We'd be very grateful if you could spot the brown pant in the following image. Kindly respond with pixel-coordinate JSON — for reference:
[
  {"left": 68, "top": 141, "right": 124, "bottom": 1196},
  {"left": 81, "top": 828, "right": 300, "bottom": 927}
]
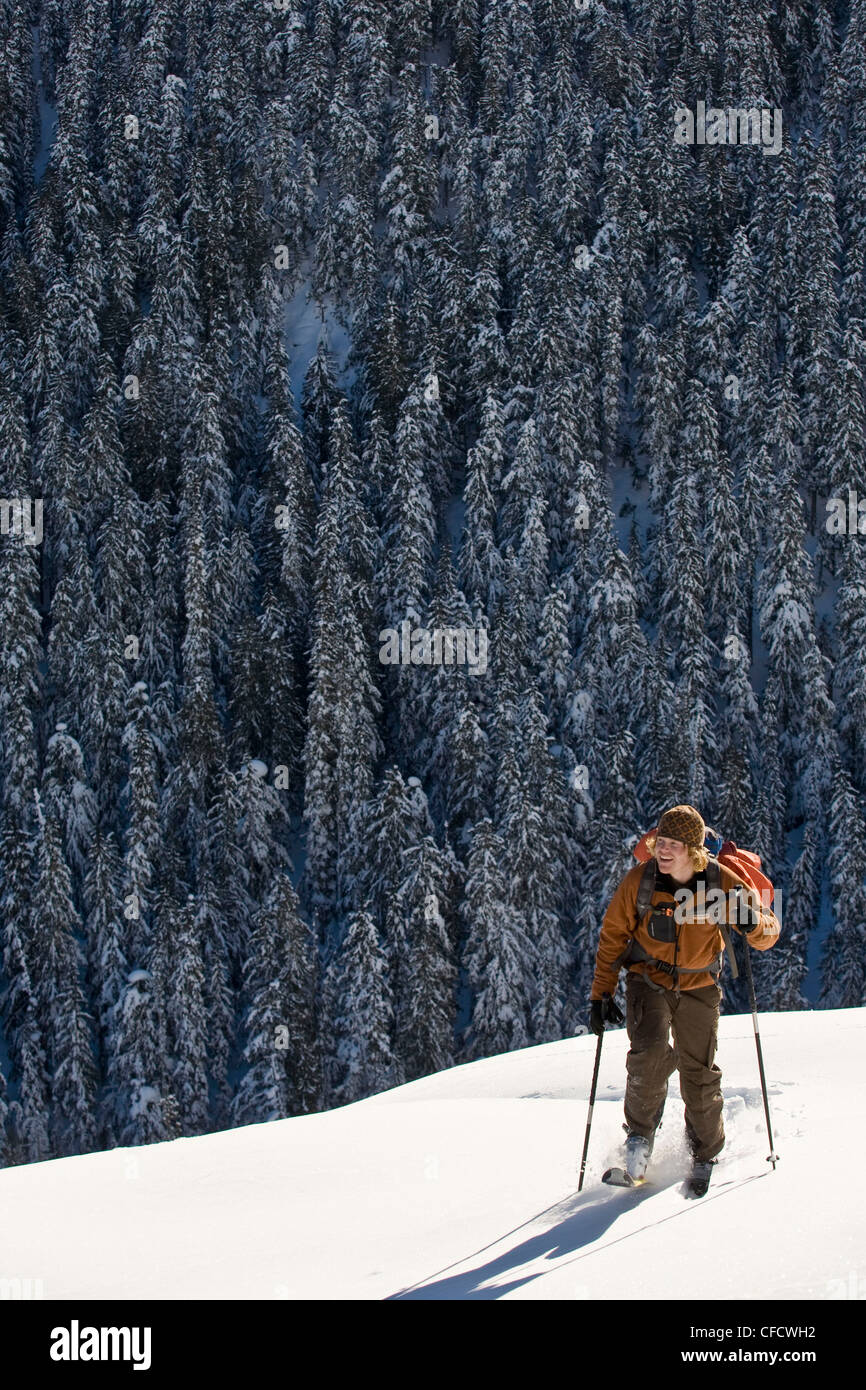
[{"left": 623, "top": 970, "right": 725, "bottom": 1162}]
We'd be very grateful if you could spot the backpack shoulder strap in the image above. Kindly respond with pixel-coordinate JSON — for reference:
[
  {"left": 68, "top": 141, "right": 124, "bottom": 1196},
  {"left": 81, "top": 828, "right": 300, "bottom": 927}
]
[
  {"left": 635, "top": 858, "right": 657, "bottom": 925},
  {"left": 704, "top": 856, "right": 739, "bottom": 978},
  {"left": 610, "top": 859, "right": 657, "bottom": 974}
]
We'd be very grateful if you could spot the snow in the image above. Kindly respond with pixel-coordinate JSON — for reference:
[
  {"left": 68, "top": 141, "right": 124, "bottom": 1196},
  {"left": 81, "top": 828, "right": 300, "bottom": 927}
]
[
  {"left": 129, "top": 1086, "right": 161, "bottom": 1119},
  {"left": 0, "top": 1007, "right": 861, "bottom": 1300}
]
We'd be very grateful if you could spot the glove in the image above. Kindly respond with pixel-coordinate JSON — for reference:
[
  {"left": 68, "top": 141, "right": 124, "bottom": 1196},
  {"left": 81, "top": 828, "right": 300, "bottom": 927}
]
[
  {"left": 590, "top": 992, "right": 625, "bottom": 1035},
  {"left": 731, "top": 885, "right": 760, "bottom": 933}
]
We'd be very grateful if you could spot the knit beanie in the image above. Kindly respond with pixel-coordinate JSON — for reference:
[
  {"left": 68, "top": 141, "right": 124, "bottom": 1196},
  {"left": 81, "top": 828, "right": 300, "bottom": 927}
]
[{"left": 656, "top": 804, "right": 705, "bottom": 849}]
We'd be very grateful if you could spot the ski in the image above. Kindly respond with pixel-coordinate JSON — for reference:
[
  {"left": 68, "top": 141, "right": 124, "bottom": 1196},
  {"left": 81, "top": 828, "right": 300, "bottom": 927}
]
[
  {"left": 602, "top": 1167, "right": 648, "bottom": 1188},
  {"left": 602, "top": 1164, "right": 716, "bottom": 1196}
]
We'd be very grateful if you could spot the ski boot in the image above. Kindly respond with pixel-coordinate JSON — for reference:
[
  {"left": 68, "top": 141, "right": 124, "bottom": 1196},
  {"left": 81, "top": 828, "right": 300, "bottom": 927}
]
[
  {"left": 687, "top": 1157, "right": 716, "bottom": 1198},
  {"left": 625, "top": 1132, "right": 653, "bottom": 1183}
]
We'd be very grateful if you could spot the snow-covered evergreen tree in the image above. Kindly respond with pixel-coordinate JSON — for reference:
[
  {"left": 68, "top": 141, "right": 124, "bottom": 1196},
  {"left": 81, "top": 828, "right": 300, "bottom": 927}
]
[
  {"left": 820, "top": 763, "right": 866, "bottom": 1008},
  {"left": 31, "top": 794, "right": 98, "bottom": 1157},
  {"left": 461, "top": 819, "right": 535, "bottom": 1060},
  {"left": 328, "top": 908, "right": 394, "bottom": 1105},
  {"left": 234, "top": 872, "right": 321, "bottom": 1124},
  {"left": 391, "top": 835, "right": 458, "bottom": 1082}
]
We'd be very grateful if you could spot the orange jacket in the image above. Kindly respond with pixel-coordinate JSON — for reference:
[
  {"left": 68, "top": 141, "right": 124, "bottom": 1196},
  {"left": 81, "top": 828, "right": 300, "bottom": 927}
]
[{"left": 590, "top": 859, "right": 780, "bottom": 1000}]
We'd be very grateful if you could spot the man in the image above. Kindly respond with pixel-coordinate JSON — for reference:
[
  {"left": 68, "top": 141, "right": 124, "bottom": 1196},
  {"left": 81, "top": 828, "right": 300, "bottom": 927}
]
[{"left": 589, "top": 804, "right": 780, "bottom": 1191}]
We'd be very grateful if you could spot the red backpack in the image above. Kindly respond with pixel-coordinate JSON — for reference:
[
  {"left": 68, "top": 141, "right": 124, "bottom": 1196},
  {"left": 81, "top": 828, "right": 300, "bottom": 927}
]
[{"left": 632, "top": 828, "right": 774, "bottom": 906}]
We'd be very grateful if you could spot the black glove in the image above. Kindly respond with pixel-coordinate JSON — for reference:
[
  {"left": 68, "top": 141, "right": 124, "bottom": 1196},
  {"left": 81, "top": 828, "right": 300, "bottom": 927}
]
[
  {"left": 731, "top": 886, "right": 760, "bottom": 933},
  {"left": 590, "top": 992, "right": 625, "bottom": 1035}
]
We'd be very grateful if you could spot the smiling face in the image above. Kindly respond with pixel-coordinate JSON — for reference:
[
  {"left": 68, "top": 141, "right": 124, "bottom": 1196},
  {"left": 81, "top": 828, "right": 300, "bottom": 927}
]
[{"left": 654, "top": 835, "right": 693, "bottom": 881}]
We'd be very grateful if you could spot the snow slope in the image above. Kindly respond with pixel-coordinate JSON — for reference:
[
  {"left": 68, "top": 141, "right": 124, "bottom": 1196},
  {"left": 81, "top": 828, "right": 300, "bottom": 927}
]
[{"left": 1, "top": 1008, "right": 861, "bottom": 1301}]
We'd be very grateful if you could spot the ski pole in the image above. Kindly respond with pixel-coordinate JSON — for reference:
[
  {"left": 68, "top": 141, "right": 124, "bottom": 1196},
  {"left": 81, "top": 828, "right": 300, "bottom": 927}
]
[
  {"left": 737, "top": 918, "right": 780, "bottom": 1170},
  {"left": 577, "top": 1029, "right": 603, "bottom": 1192}
]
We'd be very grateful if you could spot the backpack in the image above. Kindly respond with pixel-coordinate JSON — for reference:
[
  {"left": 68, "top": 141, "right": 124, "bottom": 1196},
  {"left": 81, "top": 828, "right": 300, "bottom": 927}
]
[
  {"left": 632, "top": 827, "right": 774, "bottom": 907},
  {"left": 624, "top": 827, "right": 776, "bottom": 983}
]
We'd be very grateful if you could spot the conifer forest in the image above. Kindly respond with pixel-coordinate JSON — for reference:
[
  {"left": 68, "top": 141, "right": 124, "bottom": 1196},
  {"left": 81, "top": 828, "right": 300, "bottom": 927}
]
[{"left": 0, "top": 0, "right": 864, "bottom": 1168}]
